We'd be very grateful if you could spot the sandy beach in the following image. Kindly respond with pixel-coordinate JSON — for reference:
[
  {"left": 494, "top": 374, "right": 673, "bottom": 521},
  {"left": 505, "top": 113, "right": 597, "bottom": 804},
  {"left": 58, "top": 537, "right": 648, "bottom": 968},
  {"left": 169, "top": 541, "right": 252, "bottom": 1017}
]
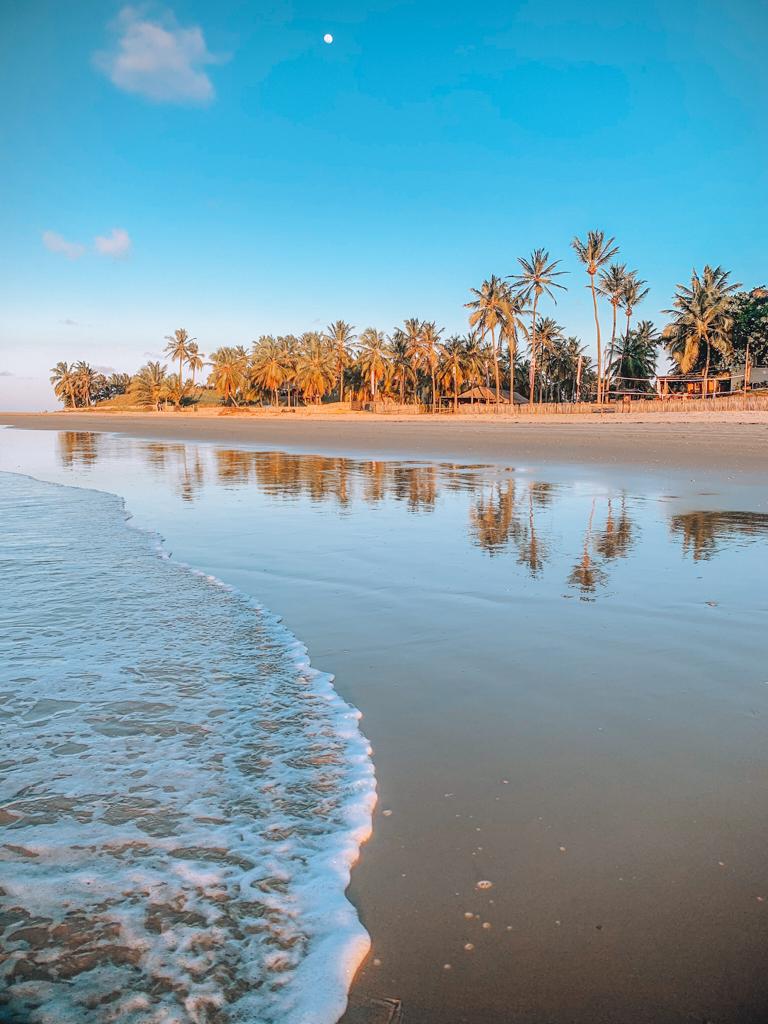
[
  {"left": 3, "top": 416, "right": 768, "bottom": 1023},
  {"left": 3, "top": 409, "right": 768, "bottom": 476}
]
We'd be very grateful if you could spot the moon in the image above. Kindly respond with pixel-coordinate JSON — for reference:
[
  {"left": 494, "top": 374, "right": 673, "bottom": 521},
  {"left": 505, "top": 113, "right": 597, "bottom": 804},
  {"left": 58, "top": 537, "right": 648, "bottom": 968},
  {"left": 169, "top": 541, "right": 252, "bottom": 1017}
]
[{"left": 323, "top": 33, "right": 333, "bottom": 44}]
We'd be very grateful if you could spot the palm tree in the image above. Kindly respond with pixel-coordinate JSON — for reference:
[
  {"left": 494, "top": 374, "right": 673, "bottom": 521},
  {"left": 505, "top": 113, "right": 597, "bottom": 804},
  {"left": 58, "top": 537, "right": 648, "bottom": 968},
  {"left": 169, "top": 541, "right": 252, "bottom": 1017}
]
[
  {"left": 501, "top": 291, "right": 528, "bottom": 406},
  {"left": 510, "top": 251, "right": 567, "bottom": 405},
  {"left": 663, "top": 266, "right": 740, "bottom": 386},
  {"left": 163, "top": 372, "right": 191, "bottom": 408},
  {"left": 466, "top": 276, "right": 511, "bottom": 407},
  {"left": 186, "top": 342, "right": 205, "bottom": 386},
  {"left": 571, "top": 231, "right": 620, "bottom": 402},
  {"left": 324, "top": 320, "right": 356, "bottom": 402},
  {"left": 438, "top": 336, "right": 468, "bottom": 411},
  {"left": 277, "top": 335, "right": 300, "bottom": 407},
  {"left": 419, "top": 321, "right": 443, "bottom": 412},
  {"left": 558, "top": 337, "right": 590, "bottom": 401},
  {"left": 91, "top": 372, "right": 109, "bottom": 404},
  {"left": 208, "top": 346, "right": 249, "bottom": 405},
  {"left": 400, "top": 318, "right": 442, "bottom": 410},
  {"left": 50, "top": 361, "right": 77, "bottom": 408},
  {"left": 399, "top": 318, "right": 425, "bottom": 406},
  {"left": 357, "top": 328, "right": 389, "bottom": 400},
  {"left": 387, "top": 330, "right": 414, "bottom": 404},
  {"left": 130, "top": 361, "right": 168, "bottom": 410},
  {"left": 164, "top": 328, "right": 196, "bottom": 386},
  {"left": 610, "top": 320, "right": 659, "bottom": 392},
  {"left": 105, "top": 372, "right": 131, "bottom": 398},
  {"left": 619, "top": 272, "right": 650, "bottom": 377},
  {"left": 533, "top": 317, "right": 564, "bottom": 402},
  {"left": 294, "top": 334, "right": 336, "bottom": 403},
  {"left": 597, "top": 262, "right": 628, "bottom": 395},
  {"left": 251, "top": 336, "right": 290, "bottom": 406},
  {"left": 461, "top": 330, "right": 487, "bottom": 400},
  {"left": 72, "top": 361, "right": 97, "bottom": 407}
]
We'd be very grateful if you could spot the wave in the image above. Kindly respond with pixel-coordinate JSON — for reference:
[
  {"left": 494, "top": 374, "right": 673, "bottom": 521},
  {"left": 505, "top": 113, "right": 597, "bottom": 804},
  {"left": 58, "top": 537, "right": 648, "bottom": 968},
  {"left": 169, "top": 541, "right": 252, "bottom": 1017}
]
[{"left": 0, "top": 472, "right": 376, "bottom": 1024}]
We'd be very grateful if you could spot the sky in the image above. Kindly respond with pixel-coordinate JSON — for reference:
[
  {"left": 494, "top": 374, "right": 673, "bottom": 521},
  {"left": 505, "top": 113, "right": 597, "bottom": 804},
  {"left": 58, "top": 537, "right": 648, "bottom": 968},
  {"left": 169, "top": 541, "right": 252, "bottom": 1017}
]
[{"left": 1, "top": 0, "right": 766, "bottom": 410}]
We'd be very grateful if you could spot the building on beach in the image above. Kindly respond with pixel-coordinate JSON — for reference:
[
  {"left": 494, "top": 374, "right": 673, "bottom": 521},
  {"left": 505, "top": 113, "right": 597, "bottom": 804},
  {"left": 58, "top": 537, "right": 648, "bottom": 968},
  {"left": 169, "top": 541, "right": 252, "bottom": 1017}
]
[
  {"left": 456, "top": 385, "right": 530, "bottom": 405},
  {"left": 656, "top": 366, "right": 768, "bottom": 398}
]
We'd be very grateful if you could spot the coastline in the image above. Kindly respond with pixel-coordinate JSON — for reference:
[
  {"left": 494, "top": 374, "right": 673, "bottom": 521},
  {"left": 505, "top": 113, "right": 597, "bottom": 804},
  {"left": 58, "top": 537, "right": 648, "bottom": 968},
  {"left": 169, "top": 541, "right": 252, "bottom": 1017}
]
[{"left": 3, "top": 409, "right": 768, "bottom": 476}]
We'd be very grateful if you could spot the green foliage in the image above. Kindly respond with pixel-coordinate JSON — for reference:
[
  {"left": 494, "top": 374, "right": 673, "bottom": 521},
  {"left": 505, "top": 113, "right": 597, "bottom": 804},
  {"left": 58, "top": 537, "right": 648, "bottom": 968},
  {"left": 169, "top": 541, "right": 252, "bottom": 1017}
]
[
  {"left": 730, "top": 288, "right": 768, "bottom": 368},
  {"left": 663, "top": 265, "right": 740, "bottom": 375},
  {"left": 610, "top": 321, "right": 659, "bottom": 392}
]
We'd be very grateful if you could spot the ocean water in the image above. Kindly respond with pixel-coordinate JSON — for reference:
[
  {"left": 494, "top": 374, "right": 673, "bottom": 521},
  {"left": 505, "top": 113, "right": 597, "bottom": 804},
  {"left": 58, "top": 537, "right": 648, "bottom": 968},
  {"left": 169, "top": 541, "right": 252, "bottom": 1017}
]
[
  {"left": 0, "top": 473, "right": 375, "bottom": 1024},
  {"left": 2, "top": 427, "right": 768, "bottom": 1024}
]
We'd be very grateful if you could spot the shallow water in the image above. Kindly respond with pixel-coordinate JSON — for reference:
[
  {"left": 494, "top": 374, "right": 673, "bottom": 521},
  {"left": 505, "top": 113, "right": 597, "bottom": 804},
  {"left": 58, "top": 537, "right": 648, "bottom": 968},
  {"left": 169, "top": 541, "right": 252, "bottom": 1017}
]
[
  {"left": 0, "top": 472, "right": 374, "bottom": 1024},
  {"left": 2, "top": 427, "right": 768, "bottom": 1024}
]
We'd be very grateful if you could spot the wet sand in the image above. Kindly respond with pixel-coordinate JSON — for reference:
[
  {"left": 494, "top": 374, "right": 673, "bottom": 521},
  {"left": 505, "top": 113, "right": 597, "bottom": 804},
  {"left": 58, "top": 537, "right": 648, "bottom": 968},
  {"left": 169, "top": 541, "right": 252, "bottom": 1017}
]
[
  {"left": 3, "top": 417, "right": 768, "bottom": 1024},
  {"left": 3, "top": 409, "right": 768, "bottom": 476}
]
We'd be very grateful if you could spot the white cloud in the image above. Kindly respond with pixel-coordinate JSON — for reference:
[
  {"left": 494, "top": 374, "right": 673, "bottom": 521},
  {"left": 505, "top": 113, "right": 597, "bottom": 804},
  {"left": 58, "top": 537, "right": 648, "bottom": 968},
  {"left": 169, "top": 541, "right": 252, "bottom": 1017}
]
[
  {"left": 60, "top": 318, "right": 78, "bottom": 326},
  {"left": 94, "top": 227, "right": 132, "bottom": 258},
  {"left": 94, "top": 6, "right": 226, "bottom": 104},
  {"left": 42, "top": 231, "right": 85, "bottom": 261}
]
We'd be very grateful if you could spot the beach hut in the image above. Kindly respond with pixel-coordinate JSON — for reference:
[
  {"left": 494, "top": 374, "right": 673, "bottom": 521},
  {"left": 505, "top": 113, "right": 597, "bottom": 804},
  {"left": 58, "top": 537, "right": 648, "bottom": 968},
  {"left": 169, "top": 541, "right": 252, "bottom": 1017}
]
[
  {"left": 656, "top": 371, "right": 732, "bottom": 398},
  {"left": 457, "top": 385, "right": 529, "bottom": 405}
]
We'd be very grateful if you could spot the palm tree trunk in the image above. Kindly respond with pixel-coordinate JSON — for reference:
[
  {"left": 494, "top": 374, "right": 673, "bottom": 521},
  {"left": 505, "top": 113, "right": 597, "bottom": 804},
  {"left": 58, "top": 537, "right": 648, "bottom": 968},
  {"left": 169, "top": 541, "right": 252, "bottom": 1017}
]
[
  {"left": 339, "top": 357, "right": 344, "bottom": 403},
  {"left": 590, "top": 275, "right": 602, "bottom": 403},
  {"left": 491, "top": 327, "right": 500, "bottom": 410},
  {"left": 431, "top": 369, "right": 437, "bottom": 413},
  {"left": 179, "top": 356, "right": 183, "bottom": 388},
  {"left": 453, "top": 367, "right": 458, "bottom": 413},
  {"left": 605, "top": 302, "right": 617, "bottom": 399},
  {"left": 703, "top": 338, "right": 711, "bottom": 396},
  {"left": 529, "top": 297, "right": 538, "bottom": 404},
  {"left": 509, "top": 332, "right": 517, "bottom": 411}
]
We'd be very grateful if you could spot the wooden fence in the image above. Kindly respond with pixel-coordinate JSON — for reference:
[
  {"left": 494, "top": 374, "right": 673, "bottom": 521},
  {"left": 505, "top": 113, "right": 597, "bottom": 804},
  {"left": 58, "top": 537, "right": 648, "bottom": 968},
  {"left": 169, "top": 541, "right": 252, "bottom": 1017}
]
[{"left": 436, "top": 393, "right": 768, "bottom": 416}]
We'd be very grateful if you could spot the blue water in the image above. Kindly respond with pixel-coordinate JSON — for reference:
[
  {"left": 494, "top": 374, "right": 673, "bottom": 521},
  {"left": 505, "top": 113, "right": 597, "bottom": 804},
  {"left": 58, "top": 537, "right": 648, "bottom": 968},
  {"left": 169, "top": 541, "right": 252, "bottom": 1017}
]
[{"left": 0, "top": 473, "right": 375, "bottom": 1024}]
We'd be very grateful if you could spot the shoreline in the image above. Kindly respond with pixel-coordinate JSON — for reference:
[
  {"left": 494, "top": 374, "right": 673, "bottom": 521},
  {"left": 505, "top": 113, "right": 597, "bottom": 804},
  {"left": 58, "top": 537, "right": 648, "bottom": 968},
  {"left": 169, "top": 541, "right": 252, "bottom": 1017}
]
[{"left": 3, "top": 410, "right": 768, "bottom": 477}]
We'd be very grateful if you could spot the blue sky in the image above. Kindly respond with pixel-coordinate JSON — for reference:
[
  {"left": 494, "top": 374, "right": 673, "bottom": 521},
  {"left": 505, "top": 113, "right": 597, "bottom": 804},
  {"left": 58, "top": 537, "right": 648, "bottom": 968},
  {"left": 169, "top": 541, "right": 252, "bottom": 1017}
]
[{"left": 1, "top": 0, "right": 766, "bottom": 409}]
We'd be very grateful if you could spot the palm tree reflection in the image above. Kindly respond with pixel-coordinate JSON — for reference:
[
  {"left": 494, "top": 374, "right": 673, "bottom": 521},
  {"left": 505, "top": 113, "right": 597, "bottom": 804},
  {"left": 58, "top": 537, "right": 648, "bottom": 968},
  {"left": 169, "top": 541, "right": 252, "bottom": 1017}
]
[
  {"left": 469, "top": 480, "right": 519, "bottom": 554},
  {"left": 567, "top": 498, "right": 609, "bottom": 598},
  {"left": 594, "top": 496, "right": 634, "bottom": 562},
  {"left": 58, "top": 432, "right": 100, "bottom": 468},
  {"left": 53, "top": 435, "right": 767, "bottom": 591},
  {"left": 469, "top": 485, "right": 635, "bottom": 595},
  {"left": 670, "top": 511, "right": 768, "bottom": 561}
]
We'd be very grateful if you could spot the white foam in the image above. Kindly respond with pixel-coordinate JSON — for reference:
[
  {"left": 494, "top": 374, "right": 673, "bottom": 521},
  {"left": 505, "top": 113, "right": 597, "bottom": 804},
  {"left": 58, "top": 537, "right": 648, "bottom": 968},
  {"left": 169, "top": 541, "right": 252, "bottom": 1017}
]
[{"left": 0, "top": 472, "right": 376, "bottom": 1023}]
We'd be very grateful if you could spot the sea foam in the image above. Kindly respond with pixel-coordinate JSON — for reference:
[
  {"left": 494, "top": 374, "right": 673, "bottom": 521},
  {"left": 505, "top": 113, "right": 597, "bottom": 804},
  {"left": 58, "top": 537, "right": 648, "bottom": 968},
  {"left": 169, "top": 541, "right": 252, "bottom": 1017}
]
[{"left": 0, "top": 472, "right": 376, "bottom": 1023}]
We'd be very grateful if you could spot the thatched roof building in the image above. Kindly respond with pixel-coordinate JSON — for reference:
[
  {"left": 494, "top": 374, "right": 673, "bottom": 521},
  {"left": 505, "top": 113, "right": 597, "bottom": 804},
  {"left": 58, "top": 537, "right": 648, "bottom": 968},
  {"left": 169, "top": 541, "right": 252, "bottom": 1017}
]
[{"left": 458, "top": 386, "right": 529, "bottom": 405}]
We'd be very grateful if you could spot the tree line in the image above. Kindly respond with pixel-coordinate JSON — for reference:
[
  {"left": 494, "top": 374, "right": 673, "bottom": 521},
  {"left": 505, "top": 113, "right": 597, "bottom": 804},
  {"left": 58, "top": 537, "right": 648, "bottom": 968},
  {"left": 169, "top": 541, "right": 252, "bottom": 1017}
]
[{"left": 50, "top": 233, "right": 767, "bottom": 409}]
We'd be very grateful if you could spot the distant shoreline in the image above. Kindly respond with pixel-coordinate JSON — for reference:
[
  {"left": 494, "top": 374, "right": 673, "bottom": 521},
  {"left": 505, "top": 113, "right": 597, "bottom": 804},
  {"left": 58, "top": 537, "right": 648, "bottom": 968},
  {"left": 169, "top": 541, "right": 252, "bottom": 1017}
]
[{"left": 3, "top": 409, "right": 768, "bottom": 477}]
